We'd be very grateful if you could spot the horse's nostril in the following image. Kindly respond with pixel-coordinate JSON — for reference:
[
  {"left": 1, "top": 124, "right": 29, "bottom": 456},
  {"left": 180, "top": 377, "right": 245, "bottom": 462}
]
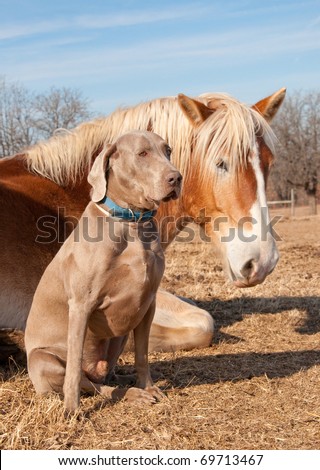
[{"left": 240, "top": 259, "right": 255, "bottom": 279}]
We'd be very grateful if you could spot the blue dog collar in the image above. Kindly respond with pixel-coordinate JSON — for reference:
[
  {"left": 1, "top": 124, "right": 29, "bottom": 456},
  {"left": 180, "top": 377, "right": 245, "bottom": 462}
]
[{"left": 100, "top": 196, "right": 157, "bottom": 222}]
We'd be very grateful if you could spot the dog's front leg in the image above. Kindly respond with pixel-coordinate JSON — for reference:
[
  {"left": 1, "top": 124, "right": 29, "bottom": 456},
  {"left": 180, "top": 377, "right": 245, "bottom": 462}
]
[
  {"left": 133, "top": 300, "right": 164, "bottom": 401},
  {"left": 63, "top": 299, "right": 90, "bottom": 413}
]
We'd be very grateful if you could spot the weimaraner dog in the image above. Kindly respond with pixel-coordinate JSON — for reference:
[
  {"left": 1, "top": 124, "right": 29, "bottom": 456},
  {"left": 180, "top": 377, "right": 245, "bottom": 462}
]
[{"left": 25, "top": 130, "right": 182, "bottom": 412}]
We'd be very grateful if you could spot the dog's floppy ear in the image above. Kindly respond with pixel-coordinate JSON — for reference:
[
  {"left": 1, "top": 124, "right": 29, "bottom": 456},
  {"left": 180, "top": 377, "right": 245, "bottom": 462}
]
[{"left": 88, "top": 143, "right": 116, "bottom": 202}]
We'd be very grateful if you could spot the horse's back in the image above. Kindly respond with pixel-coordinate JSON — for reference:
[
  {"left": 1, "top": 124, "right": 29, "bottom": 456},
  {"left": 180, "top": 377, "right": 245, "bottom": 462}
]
[{"left": 0, "top": 156, "right": 67, "bottom": 331}]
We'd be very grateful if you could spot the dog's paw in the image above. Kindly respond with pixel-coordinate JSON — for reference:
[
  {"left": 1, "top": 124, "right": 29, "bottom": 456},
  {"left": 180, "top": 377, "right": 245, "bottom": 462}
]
[
  {"left": 63, "top": 398, "right": 80, "bottom": 416},
  {"left": 144, "top": 385, "right": 166, "bottom": 401},
  {"left": 124, "top": 386, "right": 159, "bottom": 405}
]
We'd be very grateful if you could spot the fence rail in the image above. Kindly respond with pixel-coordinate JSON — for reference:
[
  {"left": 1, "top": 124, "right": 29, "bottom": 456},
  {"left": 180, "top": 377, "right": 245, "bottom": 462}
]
[{"left": 267, "top": 188, "right": 295, "bottom": 216}]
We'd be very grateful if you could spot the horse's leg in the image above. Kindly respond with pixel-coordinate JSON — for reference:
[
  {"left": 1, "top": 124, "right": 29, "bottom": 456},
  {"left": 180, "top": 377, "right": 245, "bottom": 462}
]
[{"left": 148, "top": 288, "right": 214, "bottom": 352}]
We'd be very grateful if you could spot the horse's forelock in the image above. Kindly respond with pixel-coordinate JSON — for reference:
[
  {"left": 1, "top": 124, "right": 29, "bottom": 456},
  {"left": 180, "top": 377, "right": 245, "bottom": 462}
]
[{"left": 194, "top": 94, "right": 275, "bottom": 181}]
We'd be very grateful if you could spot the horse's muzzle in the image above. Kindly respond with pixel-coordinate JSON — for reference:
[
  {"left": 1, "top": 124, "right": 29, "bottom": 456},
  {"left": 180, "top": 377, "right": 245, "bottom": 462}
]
[{"left": 232, "top": 251, "right": 280, "bottom": 288}]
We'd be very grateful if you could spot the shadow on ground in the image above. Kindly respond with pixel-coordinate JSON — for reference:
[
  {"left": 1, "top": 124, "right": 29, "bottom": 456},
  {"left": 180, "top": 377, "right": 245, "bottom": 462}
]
[
  {"left": 148, "top": 349, "right": 320, "bottom": 388},
  {"left": 195, "top": 295, "right": 320, "bottom": 341}
]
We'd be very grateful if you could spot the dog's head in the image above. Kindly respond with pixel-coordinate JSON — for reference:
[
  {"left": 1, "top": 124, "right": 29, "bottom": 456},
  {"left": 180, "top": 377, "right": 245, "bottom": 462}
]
[{"left": 88, "top": 130, "right": 182, "bottom": 210}]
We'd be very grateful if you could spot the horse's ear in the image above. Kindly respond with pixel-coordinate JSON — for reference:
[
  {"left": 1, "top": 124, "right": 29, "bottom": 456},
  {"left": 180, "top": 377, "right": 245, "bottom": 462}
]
[
  {"left": 252, "top": 88, "right": 286, "bottom": 123},
  {"left": 88, "top": 143, "right": 116, "bottom": 202},
  {"left": 178, "top": 93, "right": 214, "bottom": 127}
]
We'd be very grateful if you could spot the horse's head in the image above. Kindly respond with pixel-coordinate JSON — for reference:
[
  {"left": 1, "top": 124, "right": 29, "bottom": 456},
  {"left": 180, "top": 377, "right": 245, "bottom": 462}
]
[{"left": 177, "top": 88, "right": 286, "bottom": 288}]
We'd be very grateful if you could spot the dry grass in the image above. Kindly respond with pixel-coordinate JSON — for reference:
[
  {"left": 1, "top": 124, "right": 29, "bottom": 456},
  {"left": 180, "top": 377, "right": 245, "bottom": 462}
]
[{"left": 1, "top": 212, "right": 320, "bottom": 450}]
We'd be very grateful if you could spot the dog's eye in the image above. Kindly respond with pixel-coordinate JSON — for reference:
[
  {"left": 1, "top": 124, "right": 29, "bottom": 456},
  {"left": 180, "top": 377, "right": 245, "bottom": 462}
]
[
  {"left": 216, "top": 160, "right": 228, "bottom": 172},
  {"left": 139, "top": 151, "right": 148, "bottom": 157},
  {"left": 166, "top": 147, "right": 172, "bottom": 159}
]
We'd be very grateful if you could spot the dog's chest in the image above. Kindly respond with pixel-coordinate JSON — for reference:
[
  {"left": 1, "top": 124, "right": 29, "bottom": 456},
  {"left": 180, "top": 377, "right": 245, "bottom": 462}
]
[
  {"left": 88, "top": 237, "right": 164, "bottom": 337},
  {"left": 109, "top": 245, "right": 163, "bottom": 294}
]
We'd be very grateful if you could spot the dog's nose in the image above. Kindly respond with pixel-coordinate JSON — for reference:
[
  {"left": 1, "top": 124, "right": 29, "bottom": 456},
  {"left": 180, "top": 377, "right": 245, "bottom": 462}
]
[{"left": 166, "top": 171, "right": 182, "bottom": 187}]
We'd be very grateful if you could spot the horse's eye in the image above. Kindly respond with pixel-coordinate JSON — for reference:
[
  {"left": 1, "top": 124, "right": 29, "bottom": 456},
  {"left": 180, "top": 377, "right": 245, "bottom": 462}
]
[
  {"left": 139, "top": 151, "right": 148, "bottom": 157},
  {"left": 216, "top": 160, "right": 228, "bottom": 172}
]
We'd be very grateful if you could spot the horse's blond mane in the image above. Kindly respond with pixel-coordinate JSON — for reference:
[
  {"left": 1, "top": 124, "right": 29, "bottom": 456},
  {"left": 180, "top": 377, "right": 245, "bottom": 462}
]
[{"left": 25, "top": 93, "right": 275, "bottom": 186}]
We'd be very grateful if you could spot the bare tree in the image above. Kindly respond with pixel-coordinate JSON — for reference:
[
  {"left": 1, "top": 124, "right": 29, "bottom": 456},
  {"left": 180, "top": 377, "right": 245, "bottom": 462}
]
[
  {"left": 0, "top": 77, "right": 35, "bottom": 156},
  {"left": 0, "top": 78, "right": 91, "bottom": 157},
  {"left": 33, "top": 87, "right": 91, "bottom": 139},
  {"left": 271, "top": 90, "right": 320, "bottom": 214}
]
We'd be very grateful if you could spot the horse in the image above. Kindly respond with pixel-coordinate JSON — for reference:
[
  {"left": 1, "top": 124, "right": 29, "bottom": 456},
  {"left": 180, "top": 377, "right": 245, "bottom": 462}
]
[{"left": 0, "top": 88, "right": 286, "bottom": 360}]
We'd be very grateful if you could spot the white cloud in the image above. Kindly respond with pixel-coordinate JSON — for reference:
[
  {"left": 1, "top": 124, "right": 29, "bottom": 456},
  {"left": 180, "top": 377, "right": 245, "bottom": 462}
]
[
  {"left": 0, "top": 19, "right": 70, "bottom": 40},
  {"left": 3, "top": 22, "right": 320, "bottom": 83},
  {"left": 0, "top": 3, "right": 213, "bottom": 41},
  {"left": 75, "top": 4, "right": 212, "bottom": 29}
]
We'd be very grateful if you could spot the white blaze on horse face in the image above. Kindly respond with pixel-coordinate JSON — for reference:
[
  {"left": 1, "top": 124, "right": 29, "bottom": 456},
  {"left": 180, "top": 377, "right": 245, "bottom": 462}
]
[{"left": 225, "top": 144, "right": 279, "bottom": 287}]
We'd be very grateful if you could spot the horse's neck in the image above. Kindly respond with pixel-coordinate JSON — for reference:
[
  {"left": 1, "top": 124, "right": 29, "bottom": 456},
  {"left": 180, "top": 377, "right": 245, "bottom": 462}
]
[{"left": 156, "top": 195, "right": 193, "bottom": 250}]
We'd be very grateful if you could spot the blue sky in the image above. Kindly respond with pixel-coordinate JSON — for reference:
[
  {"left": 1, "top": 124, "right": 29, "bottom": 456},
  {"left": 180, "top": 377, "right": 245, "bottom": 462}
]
[{"left": 1, "top": 0, "right": 319, "bottom": 114}]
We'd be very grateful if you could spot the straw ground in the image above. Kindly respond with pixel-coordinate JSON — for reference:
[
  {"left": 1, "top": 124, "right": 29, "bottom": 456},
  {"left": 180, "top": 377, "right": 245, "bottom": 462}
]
[{"left": 1, "top": 212, "right": 319, "bottom": 450}]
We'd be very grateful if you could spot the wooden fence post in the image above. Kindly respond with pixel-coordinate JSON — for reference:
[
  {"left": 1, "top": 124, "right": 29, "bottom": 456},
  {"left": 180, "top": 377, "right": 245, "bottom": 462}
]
[{"left": 291, "top": 189, "right": 295, "bottom": 217}]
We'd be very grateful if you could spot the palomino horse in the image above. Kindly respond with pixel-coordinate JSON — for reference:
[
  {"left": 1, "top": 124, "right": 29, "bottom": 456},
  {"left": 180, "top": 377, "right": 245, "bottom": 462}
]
[{"left": 0, "top": 88, "right": 285, "bottom": 359}]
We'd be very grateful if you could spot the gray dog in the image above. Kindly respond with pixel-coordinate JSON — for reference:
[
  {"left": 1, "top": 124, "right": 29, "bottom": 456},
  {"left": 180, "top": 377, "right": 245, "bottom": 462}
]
[{"left": 25, "top": 130, "right": 182, "bottom": 412}]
